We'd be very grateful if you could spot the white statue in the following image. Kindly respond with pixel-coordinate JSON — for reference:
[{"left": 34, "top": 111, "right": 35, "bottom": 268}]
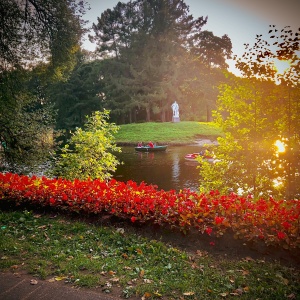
[{"left": 171, "top": 101, "right": 179, "bottom": 118}]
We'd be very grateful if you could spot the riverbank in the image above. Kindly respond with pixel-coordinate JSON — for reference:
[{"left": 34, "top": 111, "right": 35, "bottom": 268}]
[{"left": 115, "top": 121, "right": 222, "bottom": 145}]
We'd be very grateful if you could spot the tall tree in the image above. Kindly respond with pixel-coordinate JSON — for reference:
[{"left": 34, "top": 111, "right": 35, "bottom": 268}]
[
  {"left": 91, "top": 0, "right": 232, "bottom": 123},
  {"left": 0, "top": 0, "right": 88, "bottom": 173},
  {"left": 190, "top": 31, "right": 232, "bottom": 69},
  {"left": 49, "top": 59, "right": 106, "bottom": 131}
]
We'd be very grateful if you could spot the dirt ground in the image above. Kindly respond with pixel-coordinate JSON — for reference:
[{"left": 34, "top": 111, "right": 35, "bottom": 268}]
[{"left": 95, "top": 214, "right": 300, "bottom": 270}]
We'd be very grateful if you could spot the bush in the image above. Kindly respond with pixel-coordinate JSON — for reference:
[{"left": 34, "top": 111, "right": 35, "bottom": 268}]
[{"left": 49, "top": 110, "right": 121, "bottom": 180}]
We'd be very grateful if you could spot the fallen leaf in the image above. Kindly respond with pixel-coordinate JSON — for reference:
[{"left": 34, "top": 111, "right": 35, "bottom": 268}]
[
  {"left": 139, "top": 269, "right": 145, "bottom": 278},
  {"left": 154, "top": 291, "right": 162, "bottom": 297},
  {"left": 282, "top": 278, "right": 289, "bottom": 285},
  {"left": 38, "top": 225, "right": 47, "bottom": 229},
  {"left": 243, "top": 286, "right": 250, "bottom": 292},
  {"left": 183, "top": 291, "right": 195, "bottom": 296},
  {"left": 244, "top": 256, "right": 254, "bottom": 262},
  {"left": 233, "top": 288, "right": 243, "bottom": 295},
  {"left": 220, "top": 292, "right": 228, "bottom": 297},
  {"left": 104, "top": 281, "right": 112, "bottom": 288},
  {"left": 30, "top": 279, "right": 38, "bottom": 285},
  {"left": 110, "top": 277, "right": 120, "bottom": 283},
  {"left": 142, "top": 292, "right": 151, "bottom": 299},
  {"left": 122, "top": 253, "right": 128, "bottom": 259},
  {"left": 10, "top": 265, "right": 18, "bottom": 269},
  {"left": 287, "top": 293, "right": 296, "bottom": 299},
  {"left": 54, "top": 276, "right": 67, "bottom": 281},
  {"left": 143, "top": 279, "right": 153, "bottom": 284},
  {"left": 116, "top": 228, "right": 125, "bottom": 234}
]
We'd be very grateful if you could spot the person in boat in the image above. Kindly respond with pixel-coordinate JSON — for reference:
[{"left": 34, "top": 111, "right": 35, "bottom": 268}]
[
  {"left": 148, "top": 141, "right": 154, "bottom": 148},
  {"left": 137, "top": 142, "right": 143, "bottom": 147}
]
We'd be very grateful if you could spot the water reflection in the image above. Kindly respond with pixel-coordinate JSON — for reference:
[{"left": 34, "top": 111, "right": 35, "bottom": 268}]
[
  {"left": 113, "top": 145, "right": 204, "bottom": 191},
  {"left": 171, "top": 151, "right": 180, "bottom": 185}
]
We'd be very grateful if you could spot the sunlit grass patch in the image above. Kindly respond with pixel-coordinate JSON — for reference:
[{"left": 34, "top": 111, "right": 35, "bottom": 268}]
[{"left": 115, "top": 121, "right": 223, "bottom": 144}]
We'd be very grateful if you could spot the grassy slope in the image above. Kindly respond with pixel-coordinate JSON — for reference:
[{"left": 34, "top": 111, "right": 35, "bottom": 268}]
[
  {"left": 115, "top": 121, "right": 223, "bottom": 145},
  {"left": 0, "top": 210, "right": 299, "bottom": 300}
]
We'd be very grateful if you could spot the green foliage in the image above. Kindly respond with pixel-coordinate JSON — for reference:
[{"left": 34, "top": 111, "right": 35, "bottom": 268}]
[
  {"left": 0, "top": 0, "right": 87, "bottom": 73},
  {"left": 48, "top": 59, "right": 106, "bottom": 131},
  {"left": 50, "top": 110, "right": 121, "bottom": 181},
  {"left": 199, "top": 26, "right": 300, "bottom": 199},
  {"left": 0, "top": 68, "right": 55, "bottom": 173},
  {"left": 0, "top": 0, "right": 89, "bottom": 173}
]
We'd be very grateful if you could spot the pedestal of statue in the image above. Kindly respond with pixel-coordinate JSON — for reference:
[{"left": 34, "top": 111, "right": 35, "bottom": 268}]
[{"left": 172, "top": 117, "right": 180, "bottom": 123}]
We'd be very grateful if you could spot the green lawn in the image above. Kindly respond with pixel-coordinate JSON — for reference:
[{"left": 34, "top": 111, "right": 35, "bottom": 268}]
[
  {"left": 115, "top": 121, "right": 223, "bottom": 145},
  {"left": 0, "top": 209, "right": 299, "bottom": 300}
]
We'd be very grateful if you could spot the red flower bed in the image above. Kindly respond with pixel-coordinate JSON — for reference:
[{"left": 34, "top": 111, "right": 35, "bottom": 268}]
[{"left": 0, "top": 172, "right": 299, "bottom": 249}]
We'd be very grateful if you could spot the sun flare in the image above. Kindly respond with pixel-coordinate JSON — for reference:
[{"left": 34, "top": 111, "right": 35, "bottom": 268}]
[
  {"left": 273, "top": 59, "right": 291, "bottom": 74},
  {"left": 275, "top": 140, "right": 286, "bottom": 153}
]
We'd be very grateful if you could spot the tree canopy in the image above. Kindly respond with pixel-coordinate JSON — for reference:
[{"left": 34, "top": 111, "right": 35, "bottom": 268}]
[
  {"left": 0, "top": 0, "right": 87, "bottom": 74},
  {"left": 89, "top": 0, "right": 232, "bottom": 123}
]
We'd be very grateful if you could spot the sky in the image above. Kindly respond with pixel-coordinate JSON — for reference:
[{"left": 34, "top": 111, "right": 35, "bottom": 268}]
[{"left": 82, "top": 0, "right": 300, "bottom": 75}]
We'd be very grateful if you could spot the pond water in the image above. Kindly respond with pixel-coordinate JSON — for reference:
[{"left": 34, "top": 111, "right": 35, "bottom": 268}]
[{"left": 113, "top": 144, "right": 209, "bottom": 192}]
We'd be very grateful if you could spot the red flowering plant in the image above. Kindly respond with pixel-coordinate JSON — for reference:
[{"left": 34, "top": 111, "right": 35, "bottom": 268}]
[{"left": 0, "top": 172, "right": 299, "bottom": 249}]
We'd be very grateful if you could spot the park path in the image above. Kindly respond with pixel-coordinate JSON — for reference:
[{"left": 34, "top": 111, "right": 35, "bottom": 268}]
[{"left": 0, "top": 272, "right": 124, "bottom": 300}]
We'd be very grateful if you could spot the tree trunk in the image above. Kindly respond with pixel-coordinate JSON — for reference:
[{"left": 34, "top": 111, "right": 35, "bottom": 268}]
[
  {"left": 146, "top": 107, "right": 151, "bottom": 122},
  {"left": 161, "top": 108, "right": 166, "bottom": 122},
  {"left": 129, "top": 109, "right": 132, "bottom": 124}
]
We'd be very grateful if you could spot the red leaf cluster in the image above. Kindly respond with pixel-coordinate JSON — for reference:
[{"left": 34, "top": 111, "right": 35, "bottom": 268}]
[{"left": 0, "top": 173, "right": 299, "bottom": 249}]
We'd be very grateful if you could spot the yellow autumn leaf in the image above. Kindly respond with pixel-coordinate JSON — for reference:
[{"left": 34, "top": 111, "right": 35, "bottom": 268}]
[
  {"left": 154, "top": 291, "right": 162, "bottom": 297},
  {"left": 54, "top": 276, "right": 67, "bottom": 281}
]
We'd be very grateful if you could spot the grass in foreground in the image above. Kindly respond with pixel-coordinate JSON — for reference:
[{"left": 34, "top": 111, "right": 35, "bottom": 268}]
[
  {"left": 0, "top": 210, "right": 299, "bottom": 299},
  {"left": 115, "top": 121, "right": 223, "bottom": 144}
]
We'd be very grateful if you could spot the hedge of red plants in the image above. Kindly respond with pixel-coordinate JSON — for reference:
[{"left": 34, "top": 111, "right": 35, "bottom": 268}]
[{"left": 0, "top": 172, "right": 299, "bottom": 249}]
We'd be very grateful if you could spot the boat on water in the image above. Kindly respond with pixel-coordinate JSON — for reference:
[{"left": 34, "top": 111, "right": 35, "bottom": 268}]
[
  {"left": 135, "top": 145, "right": 167, "bottom": 152},
  {"left": 184, "top": 152, "right": 214, "bottom": 163}
]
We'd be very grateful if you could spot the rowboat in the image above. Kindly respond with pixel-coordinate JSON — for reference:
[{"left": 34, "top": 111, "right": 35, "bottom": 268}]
[
  {"left": 135, "top": 145, "right": 167, "bottom": 152},
  {"left": 184, "top": 152, "right": 214, "bottom": 163}
]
